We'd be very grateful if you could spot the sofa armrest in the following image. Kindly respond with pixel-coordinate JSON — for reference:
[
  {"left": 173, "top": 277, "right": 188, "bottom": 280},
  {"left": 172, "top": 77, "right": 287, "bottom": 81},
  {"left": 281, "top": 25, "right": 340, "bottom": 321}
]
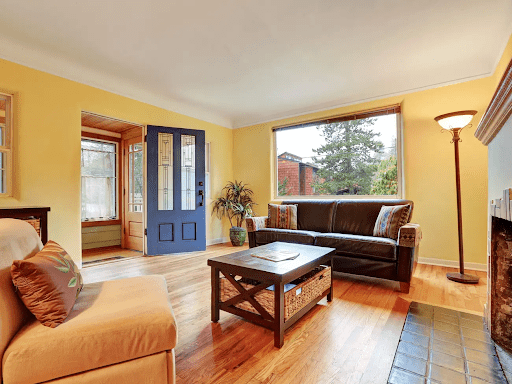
[
  {"left": 245, "top": 216, "right": 268, "bottom": 232},
  {"left": 398, "top": 223, "right": 422, "bottom": 248}
]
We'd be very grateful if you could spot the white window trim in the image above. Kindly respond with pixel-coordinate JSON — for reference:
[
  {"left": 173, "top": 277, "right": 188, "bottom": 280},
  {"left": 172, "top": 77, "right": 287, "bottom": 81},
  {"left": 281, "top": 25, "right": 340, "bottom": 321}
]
[
  {"left": 273, "top": 107, "right": 403, "bottom": 200},
  {"left": 81, "top": 137, "right": 119, "bottom": 222},
  {"left": 0, "top": 92, "right": 13, "bottom": 197}
]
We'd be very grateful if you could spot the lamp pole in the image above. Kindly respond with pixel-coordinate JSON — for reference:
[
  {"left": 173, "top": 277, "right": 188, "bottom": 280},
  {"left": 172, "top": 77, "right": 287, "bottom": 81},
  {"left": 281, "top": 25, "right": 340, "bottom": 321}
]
[{"left": 446, "top": 128, "right": 479, "bottom": 284}]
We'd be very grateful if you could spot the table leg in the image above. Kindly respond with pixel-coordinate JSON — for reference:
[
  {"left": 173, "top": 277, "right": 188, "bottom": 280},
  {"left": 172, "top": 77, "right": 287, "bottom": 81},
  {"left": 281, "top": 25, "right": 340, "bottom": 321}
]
[
  {"left": 327, "top": 257, "right": 333, "bottom": 302},
  {"left": 274, "top": 282, "right": 285, "bottom": 348},
  {"left": 211, "top": 267, "right": 220, "bottom": 322}
]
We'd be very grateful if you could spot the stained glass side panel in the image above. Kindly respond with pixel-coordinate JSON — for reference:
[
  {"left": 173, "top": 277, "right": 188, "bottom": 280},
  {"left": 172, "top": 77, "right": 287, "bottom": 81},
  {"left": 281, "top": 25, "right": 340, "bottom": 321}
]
[
  {"left": 0, "top": 152, "right": 5, "bottom": 194},
  {"left": 158, "top": 133, "right": 173, "bottom": 210},
  {"left": 129, "top": 142, "right": 143, "bottom": 212},
  {"left": 181, "top": 135, "right": 195, "bottom": 210}
]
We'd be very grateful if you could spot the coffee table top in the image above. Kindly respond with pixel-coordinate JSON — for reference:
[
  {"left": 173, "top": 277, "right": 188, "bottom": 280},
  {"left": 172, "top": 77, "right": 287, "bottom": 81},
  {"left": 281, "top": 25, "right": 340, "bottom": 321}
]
[{"left": 207, "top": 242, "right": 335, "bottom": 282}]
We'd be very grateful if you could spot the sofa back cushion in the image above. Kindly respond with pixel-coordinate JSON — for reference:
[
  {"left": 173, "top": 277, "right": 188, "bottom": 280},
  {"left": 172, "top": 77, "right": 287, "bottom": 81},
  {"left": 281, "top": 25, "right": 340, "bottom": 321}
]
[
  {"left": 0, "top": 219, "right": 43, "bottom": 380},
  {"left": 332, "top": 199, "right": 413, "bottom": 236},
  {"left": 282, "top": 200, "right": 337, "bottom": 233}
]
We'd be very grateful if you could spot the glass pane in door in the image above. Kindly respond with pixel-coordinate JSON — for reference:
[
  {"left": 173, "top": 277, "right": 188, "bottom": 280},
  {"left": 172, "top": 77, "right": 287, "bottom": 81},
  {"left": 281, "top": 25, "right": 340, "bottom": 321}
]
[
  {"left": 158, "top": 133, "right": 173, "bottom": 210},
  {"left": 128, "top": 142, "right": 143, "bottom": 212},
  {"left": 181, "top": 135, "right": 195, "bottom": 210}
]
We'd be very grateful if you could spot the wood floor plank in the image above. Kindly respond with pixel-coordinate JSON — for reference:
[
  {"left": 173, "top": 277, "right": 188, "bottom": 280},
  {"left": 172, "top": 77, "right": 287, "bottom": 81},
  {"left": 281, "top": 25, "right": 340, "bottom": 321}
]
[{"left": 80, "top": 244, "right": 488, "bottom": 384}]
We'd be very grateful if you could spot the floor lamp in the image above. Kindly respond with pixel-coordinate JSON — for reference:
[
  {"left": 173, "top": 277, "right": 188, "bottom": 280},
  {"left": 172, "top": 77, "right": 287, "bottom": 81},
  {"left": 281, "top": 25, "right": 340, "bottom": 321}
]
[{"left": 434, "top": 110, "right": 480, "bottom": 284}]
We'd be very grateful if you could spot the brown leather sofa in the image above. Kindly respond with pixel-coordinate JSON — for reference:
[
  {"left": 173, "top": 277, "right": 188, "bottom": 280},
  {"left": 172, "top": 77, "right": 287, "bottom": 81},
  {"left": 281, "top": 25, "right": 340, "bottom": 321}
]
[{"left": 246, "top": 200, "right": 422, "bottom": 293}]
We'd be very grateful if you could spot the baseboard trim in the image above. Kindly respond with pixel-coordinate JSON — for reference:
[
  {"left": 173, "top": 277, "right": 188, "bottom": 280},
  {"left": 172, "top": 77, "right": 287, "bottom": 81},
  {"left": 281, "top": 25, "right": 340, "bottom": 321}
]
[
  {"left": 207, "top": 237, "right": 229, "bottom": 245},
  {"left": 418, "top": 257, "right": 487, "bottom": 272}
]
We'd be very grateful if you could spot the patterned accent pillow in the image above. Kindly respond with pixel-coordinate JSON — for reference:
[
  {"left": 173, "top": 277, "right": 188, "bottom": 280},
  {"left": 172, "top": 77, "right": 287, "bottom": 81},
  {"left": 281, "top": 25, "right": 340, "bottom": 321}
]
[
  {"left": 11, "top": 240, "right": 84, "bottom": 328},
  {"left": 373, "top": 204, "right": 411, "bottom": 240},
  {"left": 268, "top": 204, "right": 298, "bottom": 230}
]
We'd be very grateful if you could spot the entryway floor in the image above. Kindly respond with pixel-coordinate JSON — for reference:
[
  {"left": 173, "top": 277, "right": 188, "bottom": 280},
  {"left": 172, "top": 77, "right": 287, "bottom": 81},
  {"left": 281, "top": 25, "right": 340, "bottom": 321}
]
[{"left": 82, "top": 246, "right": 142, "bottom": 266}]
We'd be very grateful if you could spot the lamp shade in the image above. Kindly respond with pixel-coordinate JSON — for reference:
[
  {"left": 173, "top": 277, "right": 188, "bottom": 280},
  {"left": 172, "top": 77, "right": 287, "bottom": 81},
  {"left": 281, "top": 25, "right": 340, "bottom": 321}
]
[{"left": 434, "top": 110, "right": 477, "bottom": 130}]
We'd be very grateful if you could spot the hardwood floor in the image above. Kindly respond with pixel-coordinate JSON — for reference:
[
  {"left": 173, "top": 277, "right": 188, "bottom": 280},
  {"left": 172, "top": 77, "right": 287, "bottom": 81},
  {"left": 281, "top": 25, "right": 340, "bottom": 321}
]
[{"left": 80, "top": 244, "right": 488, "bottom": 384}]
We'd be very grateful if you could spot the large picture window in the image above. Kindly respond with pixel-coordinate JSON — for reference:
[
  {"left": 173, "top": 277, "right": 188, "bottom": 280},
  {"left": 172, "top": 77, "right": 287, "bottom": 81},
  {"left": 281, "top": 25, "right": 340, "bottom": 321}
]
[
  {"left": 81, "top": 138, "right": 118, "bottom": 221},
  {"left": 0, "top": 93, "right": 12, "bottom": 196},
  {"left": 275, "top": 105, "right": 401, "bottom": 198}
]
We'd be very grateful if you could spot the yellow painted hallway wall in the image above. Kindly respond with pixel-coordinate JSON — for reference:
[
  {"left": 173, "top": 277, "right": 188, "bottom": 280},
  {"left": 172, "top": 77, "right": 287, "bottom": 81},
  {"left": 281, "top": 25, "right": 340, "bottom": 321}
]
[
  {"left": 0, "top": 58, "right": 234, "bottom": 265},
  {"left": 233, "top": 35, "right": 512, "bottom": 267}
]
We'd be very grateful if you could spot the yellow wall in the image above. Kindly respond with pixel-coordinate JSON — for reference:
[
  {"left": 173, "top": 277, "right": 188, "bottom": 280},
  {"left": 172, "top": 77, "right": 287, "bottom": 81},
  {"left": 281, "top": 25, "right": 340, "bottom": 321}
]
[
  {"left": 0, "top": 58, "right": 234, "bottom": 265},
  {"left": 234, "top": 35, "right": 512, "bottom": 266}
]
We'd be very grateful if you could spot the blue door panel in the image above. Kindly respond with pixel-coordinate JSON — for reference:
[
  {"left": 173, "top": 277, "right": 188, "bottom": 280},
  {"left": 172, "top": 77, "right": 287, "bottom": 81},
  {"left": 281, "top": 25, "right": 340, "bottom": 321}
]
[{"left": 146, "top": 125, "right": 206, "bottom": 255}]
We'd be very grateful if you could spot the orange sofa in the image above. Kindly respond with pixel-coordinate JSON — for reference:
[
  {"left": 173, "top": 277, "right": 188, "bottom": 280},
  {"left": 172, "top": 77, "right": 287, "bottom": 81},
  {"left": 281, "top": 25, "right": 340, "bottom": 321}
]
[{"left": 0, "top": 219, "right": 177, "bottom": 384}]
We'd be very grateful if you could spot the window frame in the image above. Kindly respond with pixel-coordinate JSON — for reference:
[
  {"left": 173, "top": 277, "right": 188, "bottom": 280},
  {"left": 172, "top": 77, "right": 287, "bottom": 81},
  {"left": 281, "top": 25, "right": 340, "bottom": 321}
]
[
  {"left": 80, "top": 133, "right": 121, "bottom": 224},
  {"left": 0, "top": 92, "right": 13, "bottom": 197},
  {"left": 273, "top": 104, "right": 404, "bottom": 200}
]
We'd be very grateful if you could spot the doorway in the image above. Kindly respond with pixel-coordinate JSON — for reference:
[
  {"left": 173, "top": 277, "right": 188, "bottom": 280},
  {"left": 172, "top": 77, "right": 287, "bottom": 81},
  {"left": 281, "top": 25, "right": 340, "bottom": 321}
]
[{"left": 81, "top": 111, "right": 144, "bottom": 264}]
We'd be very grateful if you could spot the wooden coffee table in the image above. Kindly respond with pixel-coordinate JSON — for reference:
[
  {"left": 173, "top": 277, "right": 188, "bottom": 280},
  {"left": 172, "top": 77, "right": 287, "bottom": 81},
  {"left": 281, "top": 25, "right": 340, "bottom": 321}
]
[{"left": 208, "top": 242, "right": 335, "bottom": 348}]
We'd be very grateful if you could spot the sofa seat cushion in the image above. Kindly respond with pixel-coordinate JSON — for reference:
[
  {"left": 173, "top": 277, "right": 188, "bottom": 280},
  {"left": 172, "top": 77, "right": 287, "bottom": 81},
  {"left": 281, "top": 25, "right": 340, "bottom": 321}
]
[
  {"left": 2, "top": 275, "right": 177, "bottom": 384},
  {"left": 254, "top": 228, "right": 321, "bottom": 245},
  {"left": 314, "top": 233, "right": 397, "bottom": 261}
]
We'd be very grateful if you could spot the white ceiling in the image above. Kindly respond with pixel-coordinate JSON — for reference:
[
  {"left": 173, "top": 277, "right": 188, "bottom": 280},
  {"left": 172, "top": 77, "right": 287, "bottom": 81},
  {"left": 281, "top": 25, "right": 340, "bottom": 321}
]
[{"left": 0, "top": 0, "right": 511, "bottom": 128}]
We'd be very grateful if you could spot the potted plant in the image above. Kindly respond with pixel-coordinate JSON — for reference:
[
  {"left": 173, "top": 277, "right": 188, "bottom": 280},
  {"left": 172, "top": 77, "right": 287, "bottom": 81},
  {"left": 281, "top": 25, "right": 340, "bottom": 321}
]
[{"left": 212, "top": 180, "right": 256, "bottom": 246}]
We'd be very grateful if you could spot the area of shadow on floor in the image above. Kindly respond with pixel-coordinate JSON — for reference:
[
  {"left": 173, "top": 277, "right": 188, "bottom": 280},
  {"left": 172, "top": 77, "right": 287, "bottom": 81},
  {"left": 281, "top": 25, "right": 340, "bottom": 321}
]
[{"left": 388, "top": 302, "right": 511, "bottom": 384}]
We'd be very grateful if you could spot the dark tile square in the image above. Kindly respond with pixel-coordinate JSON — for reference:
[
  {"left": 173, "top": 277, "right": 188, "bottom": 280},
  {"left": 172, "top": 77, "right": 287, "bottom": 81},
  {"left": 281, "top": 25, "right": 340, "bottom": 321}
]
[
  {"left": 434, "top": 312, "right": 459, "bottom": 325},
  {"left": 433, "top": 339, "right": 464, "bottom": 358},
  {"left": 462, "top": 328, "right": 492, "bottom": 343},
  {"left": 460, "top": 318, "right": 487, "bottom": 332},
  {"left": 434, "top": 329, "right": 462, "bottom": 345},
  {"left": 434, "top": 306, "right": 459, "bottom": 317},
  {"left": 397, "top": 341, "right": 429, "bottom": 360},
  {"left": 429, "top": 363, "right": 467, "bottom": 384},
  {"left": 401, "top": 330, "right": 430, "bottom": 348},
  {"left": 467, "top": 361, "right": 506, "bottom": 383},
  {"left": 431, "top": 350, "right": 465, "bottom": 373},
  {"left": 407, "top": 313, "right": 432, "bottom": 327},
  {"left": 464, "top": 339, "right": 496, "bottom": 355},
  {"left": 394, "top": 353, "right": 428, "bottom": 377},
  {"left": 495, "top": 345, "right": 512, "bottom": 371},
  {"left": 434, "top": 320, "right": 461, "bottom": 335},
  {"left": 388, "top": 367, "right": 425, "bottom": 384},
  {"left": 469, "top": 377, "right": 506, "bottom": 384},
  {"left": 459, "top": 312, "right": 484, "bottom": 322},
  {"left": 465, "top": 348, "right": 500, "bottom": 367},
  {"left": 409, "top": 305, "right": 434, "bottom": 319},
  {"left": 504, "top": 369, "right": 512, "bottom": 383},
  {"left": 405, "top": 321, "right": 432, "bottom": 337}
]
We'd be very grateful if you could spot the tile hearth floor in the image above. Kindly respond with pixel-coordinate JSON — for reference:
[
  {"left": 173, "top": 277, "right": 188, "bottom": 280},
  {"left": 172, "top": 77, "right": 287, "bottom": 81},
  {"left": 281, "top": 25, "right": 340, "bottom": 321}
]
[{"left": 388, "top": 302, "right": 512, "bottom": 384}]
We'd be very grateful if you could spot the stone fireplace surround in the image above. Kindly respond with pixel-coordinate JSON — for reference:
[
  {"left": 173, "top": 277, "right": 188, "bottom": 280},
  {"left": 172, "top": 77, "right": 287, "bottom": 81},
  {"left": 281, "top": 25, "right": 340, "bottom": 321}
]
[{"left": 475, "top": 56, "right": 512, "bottom": 376}]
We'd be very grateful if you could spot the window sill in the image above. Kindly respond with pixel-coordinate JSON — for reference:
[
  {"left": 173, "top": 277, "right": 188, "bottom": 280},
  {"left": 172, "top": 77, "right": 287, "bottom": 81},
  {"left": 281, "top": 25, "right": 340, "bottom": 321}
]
[{"left": 82, "top": 219, "right": 121, "bottom": 228}]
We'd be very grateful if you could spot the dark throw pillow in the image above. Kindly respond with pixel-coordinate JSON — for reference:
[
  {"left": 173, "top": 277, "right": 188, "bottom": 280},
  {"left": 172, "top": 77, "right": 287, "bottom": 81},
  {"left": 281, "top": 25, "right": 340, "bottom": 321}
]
[{"left": 11, "top": 240, "right": 84, "bottom": 328}]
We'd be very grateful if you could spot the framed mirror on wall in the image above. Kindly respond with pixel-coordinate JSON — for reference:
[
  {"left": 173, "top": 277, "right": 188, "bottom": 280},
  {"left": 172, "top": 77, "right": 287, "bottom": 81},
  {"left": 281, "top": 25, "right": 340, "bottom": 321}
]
[{"left": 0, "top": 92, "right": 12, "bottom": 197}]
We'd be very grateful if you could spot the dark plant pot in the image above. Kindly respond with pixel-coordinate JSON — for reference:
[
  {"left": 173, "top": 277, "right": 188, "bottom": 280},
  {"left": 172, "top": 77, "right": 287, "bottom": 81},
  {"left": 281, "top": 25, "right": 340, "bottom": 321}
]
[{"left": 229, "top": 226, "right": 246, "bottom": 246}]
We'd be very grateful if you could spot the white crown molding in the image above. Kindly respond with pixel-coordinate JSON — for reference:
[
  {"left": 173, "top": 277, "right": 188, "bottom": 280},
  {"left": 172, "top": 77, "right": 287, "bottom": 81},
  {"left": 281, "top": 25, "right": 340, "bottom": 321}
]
[
  {"left": 232, "top": 72, "right": 492, "bottom": 129},
  {"left": 0, "top": 36, "right": 234, "bottom": 129},
  {"left": 418, "top": 257, "right": 487, "bottom": 272},
  {"left": 475, "top": 57, "right": 512, "bottom": 145}
]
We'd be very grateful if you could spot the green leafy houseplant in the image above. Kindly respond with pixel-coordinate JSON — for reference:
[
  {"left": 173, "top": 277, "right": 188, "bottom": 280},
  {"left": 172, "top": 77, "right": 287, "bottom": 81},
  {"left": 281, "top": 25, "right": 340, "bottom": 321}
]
[{"left": 212, "top": 181, "right": 255, "bottom": 246}]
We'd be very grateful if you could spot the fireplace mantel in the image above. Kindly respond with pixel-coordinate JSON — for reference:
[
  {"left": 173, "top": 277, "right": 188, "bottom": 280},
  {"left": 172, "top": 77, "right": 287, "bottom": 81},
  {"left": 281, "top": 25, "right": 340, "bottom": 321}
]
[{"left": 475, "top": 58, "right": 512, "bottom": 145}]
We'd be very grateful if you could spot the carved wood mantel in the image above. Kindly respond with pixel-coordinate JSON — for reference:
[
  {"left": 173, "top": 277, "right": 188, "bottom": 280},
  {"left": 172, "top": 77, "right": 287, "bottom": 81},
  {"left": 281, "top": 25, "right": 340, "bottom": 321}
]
[{"left": 474, "top": 58, "right": 512, "bottom": 145}]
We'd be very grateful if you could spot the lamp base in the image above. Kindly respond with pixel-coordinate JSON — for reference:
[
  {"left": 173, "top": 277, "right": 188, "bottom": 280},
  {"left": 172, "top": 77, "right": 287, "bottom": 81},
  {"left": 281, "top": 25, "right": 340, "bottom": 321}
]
[{"left": 446, "top": 272, "right": 480, "bottom": 284}]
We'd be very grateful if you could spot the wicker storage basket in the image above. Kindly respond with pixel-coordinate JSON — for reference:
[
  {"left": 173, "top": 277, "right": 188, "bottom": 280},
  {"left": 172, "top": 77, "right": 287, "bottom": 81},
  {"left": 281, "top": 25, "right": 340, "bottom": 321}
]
[
  {"left": 21, "top": 217, "right": 41, "bottom": 238},
  {"left": 220, "top": 266, "right": 331, "bottom": 321}
]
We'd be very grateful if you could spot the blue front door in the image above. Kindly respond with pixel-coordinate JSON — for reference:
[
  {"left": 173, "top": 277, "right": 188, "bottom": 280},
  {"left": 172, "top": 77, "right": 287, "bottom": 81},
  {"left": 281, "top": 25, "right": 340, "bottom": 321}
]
[{"left": 146, "top": 125, "right": 206, "bottom": 255}]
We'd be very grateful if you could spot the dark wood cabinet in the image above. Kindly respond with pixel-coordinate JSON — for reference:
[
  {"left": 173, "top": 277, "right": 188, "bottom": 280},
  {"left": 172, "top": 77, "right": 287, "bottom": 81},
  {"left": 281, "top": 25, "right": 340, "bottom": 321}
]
[{"left": 0, "top": 207, "right": 50, "bottom": 244}]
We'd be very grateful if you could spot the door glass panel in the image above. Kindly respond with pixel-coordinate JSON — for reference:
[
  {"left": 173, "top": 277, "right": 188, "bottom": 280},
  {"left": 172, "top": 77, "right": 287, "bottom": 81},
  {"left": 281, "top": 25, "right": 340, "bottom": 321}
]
[
  {"left": 181, "top": 135, "right": 195, "bottom": 210},
  {"left": 158, "top": 133, "right": 173, "bottom": 210},
  {"left": 128, "top": 142, "right": 143, "bottom": 212},
  {"left": 0, "top": 152, "right": 5, "bottom": 194}
]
